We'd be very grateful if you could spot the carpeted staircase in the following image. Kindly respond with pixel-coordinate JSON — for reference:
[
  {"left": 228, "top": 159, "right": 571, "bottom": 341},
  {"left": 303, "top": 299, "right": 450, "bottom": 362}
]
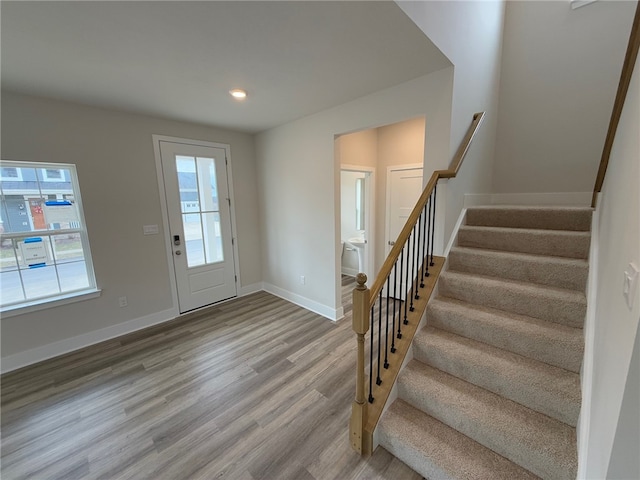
[{"left": 378, "top": 206, "right": 592, "bottom": 480}]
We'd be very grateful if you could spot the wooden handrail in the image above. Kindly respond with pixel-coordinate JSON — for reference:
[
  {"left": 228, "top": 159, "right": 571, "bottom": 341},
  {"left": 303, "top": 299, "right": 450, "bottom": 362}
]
[
  {"left": 349, "top": 112, "right": 485, "bottom": 455},
  {"left": 368, "top": 111, "right": 485, "bottom": 301},
  {"left": 592, "top": 0, "right": 640, "bottom": 208}
]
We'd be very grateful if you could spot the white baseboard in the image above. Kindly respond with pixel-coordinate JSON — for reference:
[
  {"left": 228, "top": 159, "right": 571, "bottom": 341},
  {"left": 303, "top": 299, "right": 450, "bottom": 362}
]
[
  {"left": 464, "top": 192, "right": 592, "bottom": 207},
  {"left": 1, "top": 281, "right": 345, "bottom": 373},
  {"left": 262, "top": 283, "right": 343, "bottom": 321},
  {"left": 1, "top": 308, "right": 177, "bottom": 374},
  {"left": 463, "top": 194, "right": 492, "bottom": 208},
  {"left": 341, "top": 267, "right": 358, "bottom": 277},
  {"left": 238, "top": 282, "right": 264, "bottom": 297}
]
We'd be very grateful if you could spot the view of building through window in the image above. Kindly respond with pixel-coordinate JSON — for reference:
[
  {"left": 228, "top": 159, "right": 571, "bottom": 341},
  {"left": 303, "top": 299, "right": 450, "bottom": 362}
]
[{"left": 0, "top": 161, "right": 97, "bottom": 310}]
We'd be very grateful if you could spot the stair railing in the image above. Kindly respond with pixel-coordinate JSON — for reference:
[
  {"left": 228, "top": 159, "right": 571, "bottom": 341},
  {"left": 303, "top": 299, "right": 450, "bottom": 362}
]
[
  {"left": 350, "top": 111, "right": 485, "bottom": 455},
  {"left": 592, "top": 0, "right": 639, "bottom": 208}
]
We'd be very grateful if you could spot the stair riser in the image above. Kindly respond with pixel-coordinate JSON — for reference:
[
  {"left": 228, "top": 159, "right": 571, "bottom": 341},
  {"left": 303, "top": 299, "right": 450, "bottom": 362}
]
[
  {"left": 439, "top": 275, "right": 586, "bottom": 328},
  {"left": 448, "top": 249, "right": 588, "bottom": 291},
  {"left": 413, "top": 334, "right": 580, "bottom": 426},
  {"left": 458, "top": 227, "right": 590, "bottom": 259},
  {"left": 397, "top": 372, "right": 577, "bottom": 480},
  {"left": 465, "top": 208, "right": 592, "bottom": 231},
  {"left": 427, "top": 301, "right": 583, "bottom": 373}
]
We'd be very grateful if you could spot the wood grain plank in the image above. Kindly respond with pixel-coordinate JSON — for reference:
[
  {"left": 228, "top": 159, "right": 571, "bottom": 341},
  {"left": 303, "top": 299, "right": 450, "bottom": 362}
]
[{"left": 1, "top": 282, "right": 422, "bottom": 480}]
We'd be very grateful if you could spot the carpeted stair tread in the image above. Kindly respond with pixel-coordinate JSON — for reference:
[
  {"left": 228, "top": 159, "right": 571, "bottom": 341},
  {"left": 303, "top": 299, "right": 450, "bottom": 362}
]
[
  {"left": 378, "top": 399, "right": 540, "bottom": 480},
  {"left": 448, "top": 246, "right": 589, "bottom": 291},
  {"left": 439, "top": 271, "right": 587, "bottom": 328},
  {"left": 397, "top": 361, "right": 577, "bottom": 480},
  {"left": 458, "top": 225, "right": 590, "bottom": 259},
  {"left": 427, "top": 297, "right": 584, "bottom": 373},
  {"left": 413, "top": 327, "right": 581, "bottom": 426},
  {"left": 465, "top": 206, "right": 592, "bottom": 231}
]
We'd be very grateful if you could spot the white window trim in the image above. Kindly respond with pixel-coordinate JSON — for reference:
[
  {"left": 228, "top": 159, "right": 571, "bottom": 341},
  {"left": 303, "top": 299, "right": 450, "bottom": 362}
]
[
  {"left": 0, "top": 288, "right": 102, "bottom": 318},
  {"left": 0, "top": 160, "right": 98, "bottom": 313}
]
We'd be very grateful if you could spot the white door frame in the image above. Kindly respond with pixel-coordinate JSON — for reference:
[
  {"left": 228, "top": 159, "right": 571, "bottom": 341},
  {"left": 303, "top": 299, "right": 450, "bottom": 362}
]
[
  {"left": 340, "top": 164, "right": 375, "bottom": 282},
  {"left": 152, "top": 134, "right": 242, "bottom": 316}
]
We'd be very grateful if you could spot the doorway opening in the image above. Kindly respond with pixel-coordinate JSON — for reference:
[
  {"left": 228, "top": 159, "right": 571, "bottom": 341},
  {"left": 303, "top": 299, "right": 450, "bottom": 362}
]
[{"left": 335, "top": 116, "right": 426, "bottom": 309}]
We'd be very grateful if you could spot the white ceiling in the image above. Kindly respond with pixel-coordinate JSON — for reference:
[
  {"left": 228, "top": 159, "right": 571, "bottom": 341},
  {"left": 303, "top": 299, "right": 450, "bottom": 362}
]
[{"left": 1, "top": 1, "right": 451, "bottom": 133}]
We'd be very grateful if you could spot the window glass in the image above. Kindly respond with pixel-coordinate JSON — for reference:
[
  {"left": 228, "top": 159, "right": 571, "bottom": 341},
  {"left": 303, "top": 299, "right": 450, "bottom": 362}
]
[{"left": 0, "top": 161, "right": 96, "bottom": 310}]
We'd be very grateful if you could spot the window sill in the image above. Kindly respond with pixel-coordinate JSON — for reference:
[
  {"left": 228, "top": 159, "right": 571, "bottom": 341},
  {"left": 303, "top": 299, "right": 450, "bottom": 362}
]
[{"left": 1, "top": 288, "right": 102, "bottom": 318}]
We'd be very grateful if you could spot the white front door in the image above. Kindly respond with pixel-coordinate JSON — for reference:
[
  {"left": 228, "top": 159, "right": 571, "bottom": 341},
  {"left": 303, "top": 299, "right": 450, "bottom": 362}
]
[{"left": 159, "top": 140, "right": 237, "bottom": 313}]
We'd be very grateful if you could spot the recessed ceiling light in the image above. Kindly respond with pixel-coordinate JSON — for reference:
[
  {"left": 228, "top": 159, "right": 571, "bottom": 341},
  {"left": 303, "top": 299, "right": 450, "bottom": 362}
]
[{"left": 229, "top": 89, "right": 247, "bottom": 99}]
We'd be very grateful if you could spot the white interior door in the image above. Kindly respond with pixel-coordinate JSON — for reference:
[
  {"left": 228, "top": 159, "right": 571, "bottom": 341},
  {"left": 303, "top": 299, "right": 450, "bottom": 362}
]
[
  {"left": 159, "top": 140, "right": 236, "bottom": 313},
  {"left": 387, "top": 167, "right": 423, "bottom": 254},
  {"left": 386, "top": 167, "right": 423, "bottom": 299}
]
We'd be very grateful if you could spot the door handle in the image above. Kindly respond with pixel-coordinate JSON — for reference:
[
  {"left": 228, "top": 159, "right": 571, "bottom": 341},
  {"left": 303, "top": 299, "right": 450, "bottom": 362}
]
[
  {"left": 388, "top": 240, "right": 395, "bottom": 246},
  {"left": 173, "top": 234, "right": 181, "bottom": 246},
  {"left": 175, "top": 250, "right": 182, "bottom": 255}
]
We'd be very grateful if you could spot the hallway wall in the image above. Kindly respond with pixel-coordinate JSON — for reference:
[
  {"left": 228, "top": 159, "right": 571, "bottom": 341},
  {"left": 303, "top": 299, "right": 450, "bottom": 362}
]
[{"left": 492, "top": 0, "right": 635, "bottom": 194}]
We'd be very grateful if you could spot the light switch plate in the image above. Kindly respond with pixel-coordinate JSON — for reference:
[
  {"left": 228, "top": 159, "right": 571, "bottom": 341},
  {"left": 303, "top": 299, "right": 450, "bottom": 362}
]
[
  {"left": 623, "top": 262, "right": 639, "bottom": 309},
  {"left": 143, "top": 224, "right": 159, "bottom": 235}
]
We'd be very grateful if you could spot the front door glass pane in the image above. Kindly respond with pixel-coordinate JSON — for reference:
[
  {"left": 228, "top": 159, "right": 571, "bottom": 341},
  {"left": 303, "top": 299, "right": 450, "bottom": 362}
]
[
  {"left": 203, "top": 212, "right": 223, "bottom": 263},
  {"left": 183, "top": 213, "right": 204, "bottom": 268},
  {"left": 176, "top": 155, "right": 224, "bottom": 268}
]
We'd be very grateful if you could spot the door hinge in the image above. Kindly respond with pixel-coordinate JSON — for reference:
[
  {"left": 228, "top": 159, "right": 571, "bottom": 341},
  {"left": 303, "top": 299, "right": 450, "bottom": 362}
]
[
  {"left": 227, "top": 198, "right": 231, "bottom": 207},
  {"left": 225, "top": 157, "right": 228, "bottom": 165},
  {"left": 235, "top": 275, "right": 237, "bottom": 282},
  {"left": 231, "top": 237, "right": 235, "bottom": 245}
]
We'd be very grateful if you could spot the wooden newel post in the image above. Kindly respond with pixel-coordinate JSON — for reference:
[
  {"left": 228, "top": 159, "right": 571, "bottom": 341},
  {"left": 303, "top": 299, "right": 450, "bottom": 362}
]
[{"left": 349, "top": 272, "right": 370, "bottom": 455}]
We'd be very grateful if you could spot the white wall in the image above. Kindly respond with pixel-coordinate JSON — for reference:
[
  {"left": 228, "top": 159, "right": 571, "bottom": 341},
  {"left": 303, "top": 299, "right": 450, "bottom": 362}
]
[
  {"left": 492, "top": 0, "right": 635, "bottom": 194},
  {"left": 257, "top": 0, "right": 506, "bottom": 318},
  {"left": 256, "top": 69, "right": 453, "bottom": 318},
  {"left": 1, "top": 91, "right": 261, "bottom": 365},
  {"left": 583, "top": 56, "right": 639, "bottom": 479},
  {"left": 398, "top": 0, "right": 506, "bottom": 239},
  {"left": 606, "top": 327, "right": 639, "bottom": 480},
  {"left": 375, "top": 117, "right": 426, "bottom": 271},
  {"left": 336, "top": 128, "right": 378, "bottom": 170}
]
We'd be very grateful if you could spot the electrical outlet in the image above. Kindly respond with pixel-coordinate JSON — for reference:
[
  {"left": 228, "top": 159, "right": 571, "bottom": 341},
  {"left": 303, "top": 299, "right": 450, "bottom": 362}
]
[
  {"left": 118, "top": 296, "right": 128, "bottom": 307},
  {"left": 300, "top": 275, "right": 305, "bottom": 285}
]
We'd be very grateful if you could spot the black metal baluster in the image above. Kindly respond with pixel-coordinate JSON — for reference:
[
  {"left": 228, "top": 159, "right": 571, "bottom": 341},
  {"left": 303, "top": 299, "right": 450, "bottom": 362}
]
[
  {"left": 430, "top": 184, "right": 437, "bottom": 266},
  {"left": 399, "top": 241, "right": 406, "bottom": 337},
  {"left": 402, "top": 232, "right": 413, "bottom": 325},
  {"left": 425, "top": 195, "right": 432, "bottom": 277},
  {"left": 421, "top": 204, "right": 428, "bottom": 285},
  {"left": 384, "top": 276, "right": 390, "bottom": 369},
  {"left": 415, "top": 214, "right": 422, "bottom": 298},
  {"left": 376, "top": 290, "right": 382, "bottom": 386},
  {"left": 391, "top": 259, "right": 398, "bottom": 354},
  {"left": 368, "top": 305, "right": 374, "bottom": 403},
  {"left": 405, "top": 225, "right": 416, "bottom": 314}
]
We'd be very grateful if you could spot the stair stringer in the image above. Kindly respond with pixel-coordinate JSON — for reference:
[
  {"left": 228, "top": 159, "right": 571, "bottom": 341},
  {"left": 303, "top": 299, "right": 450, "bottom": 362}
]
[{"left": 576, "top": 193, "right": 601, "bottom": 478}]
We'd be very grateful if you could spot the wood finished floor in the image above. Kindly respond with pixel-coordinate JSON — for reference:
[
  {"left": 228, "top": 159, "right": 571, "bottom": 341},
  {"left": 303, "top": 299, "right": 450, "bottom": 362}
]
[{"left": 1, "top": 276, "right": 423, "bottom": 480}]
